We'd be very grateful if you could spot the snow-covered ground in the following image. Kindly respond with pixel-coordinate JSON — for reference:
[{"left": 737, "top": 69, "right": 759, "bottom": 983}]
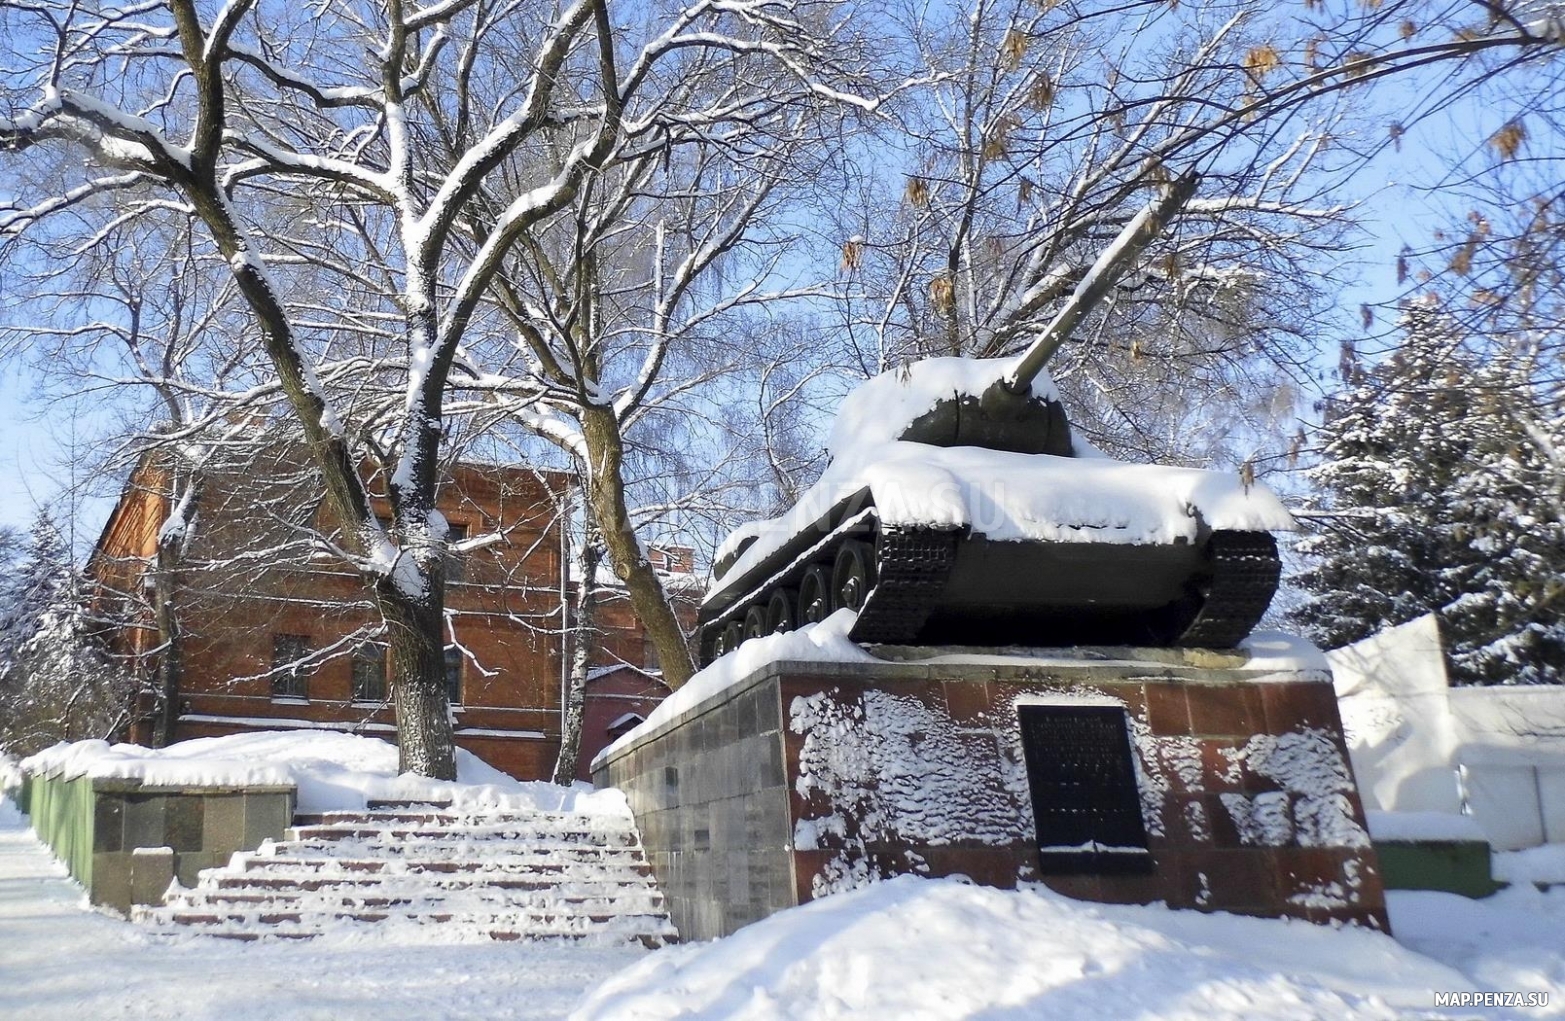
[
  {"left": 0, "top": 797, "right": 641, "bottom": 1020},
  {"left": 5, "top": 736, "right": 1564, "bottom": 1020}
]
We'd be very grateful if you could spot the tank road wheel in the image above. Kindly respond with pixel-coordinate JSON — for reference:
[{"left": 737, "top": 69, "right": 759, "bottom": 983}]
[
  {"left": 767, "top": 589, "right": 797, "bottom": 634},
  {"left": 713, "top": 620, "right": 744, "bottom": 658},
  {"left": 798, "top": 566, "right": 833, "bottom": 625},
  {"left": 743, "top": 604, "right": 769, "bottom": 642},
  {"left": 832, "top": 539, "right": 876, "bottom": 613}
]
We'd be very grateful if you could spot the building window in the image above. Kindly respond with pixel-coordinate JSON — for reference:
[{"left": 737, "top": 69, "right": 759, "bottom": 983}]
[
  {"left": 271, "top": 634, "right": 311, "bottom": 700},
  {"left": 446, "top": 522, "right": 469, "bottom": 583},
  {"left": 351, "top": 643, "right": 387, "bottom": 704},
  {"left": 444, "top": 646, "right": 463, "bottom": 705}
]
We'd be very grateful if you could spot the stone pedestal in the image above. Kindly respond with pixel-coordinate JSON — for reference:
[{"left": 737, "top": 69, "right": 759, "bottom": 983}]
[
  {"left": 594, "top": 644, "right": 1388, "bottom": 942},
  {"left": 25, "top": 770, "right": 296, "bottom": 914}
]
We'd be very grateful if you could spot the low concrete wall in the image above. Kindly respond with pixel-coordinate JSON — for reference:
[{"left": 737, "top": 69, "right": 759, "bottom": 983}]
[
  {"left": 25, "top": 770, "right": 295, "bottom": 914},
  {"left": 599, "top": 647, "right": 1389, "bottom": 941}
]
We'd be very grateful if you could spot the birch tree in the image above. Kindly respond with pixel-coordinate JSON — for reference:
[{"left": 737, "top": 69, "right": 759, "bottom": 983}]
[{"left": 0, "top": 0, "right": 876, "bottom": 777}]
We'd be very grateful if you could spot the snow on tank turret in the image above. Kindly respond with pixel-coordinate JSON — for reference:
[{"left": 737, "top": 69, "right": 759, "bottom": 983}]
[{"left": 696, "top": 173, "right": 1293, "bottom": 665}]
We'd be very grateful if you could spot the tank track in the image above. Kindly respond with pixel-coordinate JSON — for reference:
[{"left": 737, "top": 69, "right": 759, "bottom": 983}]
[
  {"left": 850, "top": 525, "right": 961, "bottom": 644},
  {"left": 1172, "top": 530, "right": 1282, "bottom": 649}
]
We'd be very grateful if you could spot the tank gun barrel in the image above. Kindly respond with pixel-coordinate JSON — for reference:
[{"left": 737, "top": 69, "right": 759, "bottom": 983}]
[{"left": 1002, "top": 171, "right": 1200, "bottom": 395}]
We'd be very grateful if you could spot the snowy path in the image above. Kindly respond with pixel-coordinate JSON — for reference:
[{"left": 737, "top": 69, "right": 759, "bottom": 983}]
[
  {"left": 5, "top": 790, "right": 1564, "bottom": 1021},
  {"left": 0, "top": 800, "right": 642, "bottom": 1021}
]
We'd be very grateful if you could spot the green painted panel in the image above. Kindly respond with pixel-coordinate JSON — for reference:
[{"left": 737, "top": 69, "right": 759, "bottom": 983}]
[{"left": 1375, "top": 840, "right": 1501, "bottom": 899}]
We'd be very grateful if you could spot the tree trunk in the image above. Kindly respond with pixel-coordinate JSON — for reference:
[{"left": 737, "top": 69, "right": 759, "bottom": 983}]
[
  {"left": 148, "top": 472, "right": 202, "bottom": 749},
  {"left": 579, "top": 405, "right": 695, "bottom": 687},
  {"left": 552, "top": 524, "right": 601, "bottom": 785},
  {"left": 375, "top": 574, "right": 457, "bottom": 781},
  {"left": 149, "top": 540, "right": 184, "bottom": 749}
]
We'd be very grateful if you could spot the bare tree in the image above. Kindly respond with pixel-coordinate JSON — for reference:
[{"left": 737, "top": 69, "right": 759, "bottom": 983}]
[
  {"left": 816, "top": 0, "right": 1563, "bottom": 469},
  {"left": 0, "top": 0, "right": 878, "bottom": 777}
]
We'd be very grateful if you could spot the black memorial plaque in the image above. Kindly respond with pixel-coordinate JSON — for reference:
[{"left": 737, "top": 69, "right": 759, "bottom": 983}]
[{"left": 1017, "top": 704, "right": 1152, "bottom": 874}]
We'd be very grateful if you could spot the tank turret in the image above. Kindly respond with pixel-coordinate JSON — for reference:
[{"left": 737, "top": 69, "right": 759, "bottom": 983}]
[{"left": 697, "top": 173, "right": 1288, "bottom": 665}]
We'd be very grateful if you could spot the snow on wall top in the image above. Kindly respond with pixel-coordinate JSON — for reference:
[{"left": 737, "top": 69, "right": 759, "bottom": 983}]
[
  {"left": 21, "top": 731, "right": 629, "bottom": 817},
  {"left": 711, "top": 355, "right": 1293, "bottom": 594},
  {"left": 592, "top": 609, "right": 874, "bottom": 770}
]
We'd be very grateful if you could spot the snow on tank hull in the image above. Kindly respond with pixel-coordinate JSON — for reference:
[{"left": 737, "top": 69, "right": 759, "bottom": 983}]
[{"left": 696, "top": 432, "right": 1290, "bottom": 666}]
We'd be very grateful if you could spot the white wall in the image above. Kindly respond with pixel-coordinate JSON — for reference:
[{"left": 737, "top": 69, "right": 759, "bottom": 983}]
[{"left": 1329, "top": 614, "right": 1565, "bottom": 850}]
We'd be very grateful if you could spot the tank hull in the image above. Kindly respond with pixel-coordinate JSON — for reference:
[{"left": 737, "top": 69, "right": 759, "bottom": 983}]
[{"left": 696, "top": 503, "right": 1280, "bottom": 665}]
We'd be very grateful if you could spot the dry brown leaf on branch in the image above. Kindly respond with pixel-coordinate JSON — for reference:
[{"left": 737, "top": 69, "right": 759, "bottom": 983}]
[
  {"left": 1489, "top": 120, "right": 1526, "bottom": 161},
  {"left": 841, "top": 236, "right": 865, "bottom": 271},
  {"left": 904, "top": 176, "right": 930, "bottom": 208},
  {"left": 1342, "top": 50, "right": 1380, "bottom": 80},
  {"left": 1000, "top": 29, "right": 1029, "bottom": 71},
  {"left": 1243, "top": 43, "right": 1282, "bottom": 77},
  {"left": 982, "top": 114, "right": 1021, "bottom": 159},
  {"left": 1450, "top": 236, "right": 1478, "bottom": 276},
  {"left": 929, "top": 276, "right": 956, "bottom": 313},
  {"left": 1029, "top": 75, "right": 1056, "bottom": 110}
]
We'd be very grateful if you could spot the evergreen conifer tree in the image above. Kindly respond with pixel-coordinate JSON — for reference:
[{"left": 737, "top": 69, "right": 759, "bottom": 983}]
[
  {"left": 1290, "top": 305, "right": 1565, "bottom": 684},
  {"left": 0, "top": 508, "right": 131, "bottom": 754}
]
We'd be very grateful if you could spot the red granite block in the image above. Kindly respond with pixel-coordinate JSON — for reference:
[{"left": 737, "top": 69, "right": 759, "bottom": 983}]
[
  {"left": 1094, "top": 868, "right": 1172, "bottom": 906},
  {"left": 777, "top": 674, "right": 836, "bottom": 706},
  {"left": 1275, "top": 846, "right": 1387, "bottom": 919},
  {"left": 942, "top": 679, "right": 994, "bottom": 725},
  {"left": 986, "top": 682, "right": 1030, "bottom": 719},
  {"left": 1201, "top": 792, "right": 1244, "bottom": 849},
  {"left": 1198, "top": 739, "right": 1246, "bottom": 791},
  {"left": 790, "top": 850, "right": 833, "bottom": 904},
  {"left": 1035, "top": 873, "right": 1103, "bottom": 903},
  {"left": 1186, "top": 683, "right": 1265, "bottom": 738},
  {"left": 1143, "top": 682, "right": 1192, "bottom": 735},
  {"left": 1164, "top": 794, "right": 1217, "bottom": 849},
  {"left": 917, "top": 846, "right": 1025, "bottom": 888},
  {"left": 1260, "top": 681, "right": 1344, "bottom": 734},
  {"left": 889, "top": 678, "right": 949, "bottom": 716},
  {"left": 1308, "top": 904, "right": 1391, "bottom": 932},
  {"left": 1180, "top": 848, "right": 1283, "bottom": 912}
]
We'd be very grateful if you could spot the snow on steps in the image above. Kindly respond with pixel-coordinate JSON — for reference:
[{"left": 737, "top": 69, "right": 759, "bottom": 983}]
[{"left": 132, "top": 803, "right": 676, "bottom": 946}]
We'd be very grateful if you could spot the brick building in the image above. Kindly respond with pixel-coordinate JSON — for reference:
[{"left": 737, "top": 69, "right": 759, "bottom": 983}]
[{"left": 88, "top": 445, "right": 685, "bottom": 780}]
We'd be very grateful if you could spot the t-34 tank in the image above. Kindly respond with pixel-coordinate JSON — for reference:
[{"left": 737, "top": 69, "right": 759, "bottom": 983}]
[{"left": 697, "top": 174, "right": 1292, "bottom": 665}]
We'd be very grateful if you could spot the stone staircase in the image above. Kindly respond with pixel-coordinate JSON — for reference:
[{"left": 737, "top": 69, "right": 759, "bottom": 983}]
[{"left": 132, "top": 802, "right": 676, "bottom": 945}]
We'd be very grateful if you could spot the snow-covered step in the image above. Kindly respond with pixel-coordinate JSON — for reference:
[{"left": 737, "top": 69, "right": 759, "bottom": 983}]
[
  {"left": 139, "top": 908, "right": 675, "bottom": 946},
  {"left": 228, "top": 851, "right": 651, "bottom": 870},
  {"left": 158, "top": 891, "right": 668, "bottom": 916},
  {"left": 293, "top": 807, "right": 640, "bottom": 829},
  {"left": 283, "top": 824, "right": 641, "bottom": 846},
  {"left": 134, "top": 804, "right": 675, "bottom": 946},
  {"left": 260, "top": 837, "right": 646, "bottom": 858}
]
